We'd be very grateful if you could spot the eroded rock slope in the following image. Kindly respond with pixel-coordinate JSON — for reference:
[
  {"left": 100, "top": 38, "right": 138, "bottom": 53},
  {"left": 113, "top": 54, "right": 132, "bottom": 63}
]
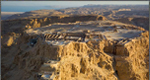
[{"left": 1, "top": 15, "right": 149, "bottom": 80}]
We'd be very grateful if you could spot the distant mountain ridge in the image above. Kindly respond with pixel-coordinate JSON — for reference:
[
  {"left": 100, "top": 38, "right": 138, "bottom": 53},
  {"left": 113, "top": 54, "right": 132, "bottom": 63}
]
[
  {"left": 2, "top": 5, "right": 149, "bottom": 30},
  {"left": 4, "top": 5, "right": 148, "bottom": 20}
]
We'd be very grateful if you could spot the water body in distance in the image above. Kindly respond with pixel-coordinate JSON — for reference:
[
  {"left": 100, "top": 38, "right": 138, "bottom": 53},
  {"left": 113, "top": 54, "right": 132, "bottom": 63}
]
[{"left": 1, "top": 6, "right": 67, "bottom": 12}]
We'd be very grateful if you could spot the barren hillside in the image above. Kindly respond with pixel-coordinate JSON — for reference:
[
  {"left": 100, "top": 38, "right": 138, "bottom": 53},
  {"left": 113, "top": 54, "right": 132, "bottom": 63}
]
[
  {"left": 1, "top": 13, "right": 149, "bottom": 80},
  {"left": 3, "top": 5, "right": 148, "bottom": 30},
  {"left": 115, "top": 17, "right": 149, "bottom": 30}
]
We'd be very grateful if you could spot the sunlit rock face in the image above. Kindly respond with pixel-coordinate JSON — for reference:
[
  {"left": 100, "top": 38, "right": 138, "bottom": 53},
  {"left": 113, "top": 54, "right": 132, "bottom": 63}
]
[{"left": 1, "top": 13, "right": 149, "bottom": 80}]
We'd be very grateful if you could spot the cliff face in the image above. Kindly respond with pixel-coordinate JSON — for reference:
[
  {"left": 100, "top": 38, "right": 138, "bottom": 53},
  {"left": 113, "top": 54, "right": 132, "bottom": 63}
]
[
  {"left": 2, "top": 30, "right": 149, "bottom": 80},
  {"left": 1, "top": 14, "right": 149, "bottom": 80},
  {"left": 115, "top": 31, "right": 149, "bottom": 80}
]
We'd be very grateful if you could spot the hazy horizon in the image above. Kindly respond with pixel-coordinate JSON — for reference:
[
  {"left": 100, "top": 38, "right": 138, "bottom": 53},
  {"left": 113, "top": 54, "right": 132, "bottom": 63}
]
[{"left": 2, "top": 1, "right": 149, "bottom": 12}]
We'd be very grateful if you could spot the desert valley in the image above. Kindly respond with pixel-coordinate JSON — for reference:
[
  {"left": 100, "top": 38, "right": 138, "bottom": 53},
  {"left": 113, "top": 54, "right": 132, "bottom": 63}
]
[{"left": 1, "top": 4, "right": 149, "bottom": 80}]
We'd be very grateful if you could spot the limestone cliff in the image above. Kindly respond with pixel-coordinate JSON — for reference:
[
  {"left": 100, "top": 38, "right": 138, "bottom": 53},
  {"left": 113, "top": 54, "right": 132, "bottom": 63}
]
[
  {"left": 1, "top": 15, "right": 149, "bottom": 80},
  {"left": 2, "top": 30, "right": 149, "bottom": 80}
]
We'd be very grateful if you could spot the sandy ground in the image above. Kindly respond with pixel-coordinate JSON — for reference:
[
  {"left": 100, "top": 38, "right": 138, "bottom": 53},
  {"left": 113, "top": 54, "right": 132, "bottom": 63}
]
[{"left": 1, "top": 12, "right": 24, "bottom": 20}]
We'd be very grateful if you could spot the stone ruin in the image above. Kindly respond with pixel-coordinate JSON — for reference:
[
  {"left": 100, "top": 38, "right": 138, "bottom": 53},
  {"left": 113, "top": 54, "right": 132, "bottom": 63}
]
[{"left": 44, "top": 31, "right": 106, "bottom": 42}]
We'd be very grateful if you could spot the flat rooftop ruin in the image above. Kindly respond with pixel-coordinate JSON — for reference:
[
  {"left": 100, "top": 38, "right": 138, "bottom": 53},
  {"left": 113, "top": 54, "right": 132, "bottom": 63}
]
[{"left": 25, "top": 20, "right": 145, "bottom": 46}]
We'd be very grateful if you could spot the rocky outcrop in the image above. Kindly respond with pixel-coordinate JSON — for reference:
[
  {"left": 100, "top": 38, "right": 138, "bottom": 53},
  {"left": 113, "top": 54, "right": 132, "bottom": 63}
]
[
  {"left": 115, "top": 31, "right": 149, "bottom": 80},
  {"left": 1, "top": 13, "right": 148, "bottom": 80},
  {"left": 1, "top": 31, "right": 149, "bottom": 80}
]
